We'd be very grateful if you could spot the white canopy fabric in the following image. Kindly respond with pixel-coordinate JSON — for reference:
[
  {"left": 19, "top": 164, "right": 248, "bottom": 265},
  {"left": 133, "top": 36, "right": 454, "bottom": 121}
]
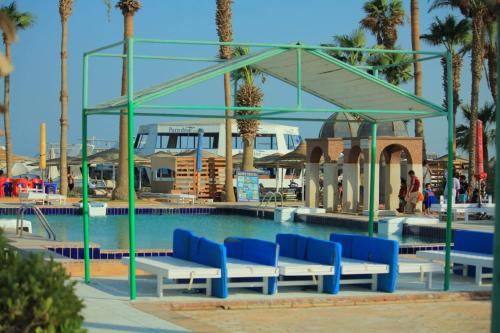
[{"left": 87, "top": 47, "right": 444, "bottom": 123}]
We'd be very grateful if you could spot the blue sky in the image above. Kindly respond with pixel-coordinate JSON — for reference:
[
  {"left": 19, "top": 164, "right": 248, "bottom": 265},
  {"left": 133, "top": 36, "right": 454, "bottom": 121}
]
[{"left": 2, "top": 0, "right": 493, "bottom": 156}]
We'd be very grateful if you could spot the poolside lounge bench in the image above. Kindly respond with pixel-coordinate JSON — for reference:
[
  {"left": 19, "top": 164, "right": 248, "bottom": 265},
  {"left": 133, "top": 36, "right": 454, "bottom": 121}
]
[
  {"left": 122, "top": 229, "right": 227, "bottom": 298},
  {"left": 330, "top": 233, "right": 399, "bottom": 292},
  {"left": 224, "top": 237, "right": 279, "bottom": 295},
  {"left": 416, "top": 230, "right": 493, "bottom": 286},
  {"left": 19, "top": 191, "right": 47, "bottom": 205},
  {"left": 398, "top": 258, "right": 443, "bottom": 289},
  {"left": 46, "top": 194, "right": 67, "bottom": 205},
  {"left": 140, "top": 192, "right": 196, "bottom": 205},
  {"left": 430, "top": 201, "right": 495, "bottom": 222},
  {"left": 276, "top": 234, "right": 341, "bottom": 294}
]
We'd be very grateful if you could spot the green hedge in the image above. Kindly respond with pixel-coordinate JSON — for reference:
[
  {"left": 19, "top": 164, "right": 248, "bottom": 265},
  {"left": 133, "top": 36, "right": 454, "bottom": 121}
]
[{"left": 0, "top": 230, "right": 86, "bottom": 333}]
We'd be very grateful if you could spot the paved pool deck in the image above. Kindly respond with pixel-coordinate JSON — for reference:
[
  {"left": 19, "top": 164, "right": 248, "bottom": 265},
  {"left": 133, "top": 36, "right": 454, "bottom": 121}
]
[{"left": 76, "top": 272, "right": 491, "bottom": 333}]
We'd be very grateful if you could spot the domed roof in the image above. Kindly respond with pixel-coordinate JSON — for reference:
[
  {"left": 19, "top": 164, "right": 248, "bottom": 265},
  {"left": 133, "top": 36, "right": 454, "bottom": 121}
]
[
  {"left": 357, "top": 121, "right": 409, "bottom": 137},
  {"left": 319, "top": 113, "right": 359, "bottom": 139}
]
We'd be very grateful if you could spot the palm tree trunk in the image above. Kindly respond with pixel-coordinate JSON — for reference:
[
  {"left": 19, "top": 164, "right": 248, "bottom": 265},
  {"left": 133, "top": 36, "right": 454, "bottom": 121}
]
[
  {"left": 452, "top": 54, "right": 462, "bottom": 158},
  {"left": 411, "top": 0, "right": 426, "bottom": 159},
  {"left": 223, "top": 73, "right": 235, "bottom": 201},
  {"left": 468, "top": 13, "right": 485, "bottom": 181},
  {"left": 3, "top": 39, "right": 12, "bottom": 177},
  {"left": 113, "top": 13, "right": 134, "bottom": 200},
  {"left": 242, "top": 136, "right": 254, "bottom": 171},
  {"left": 59, "top": 15, "right": 69, "bottom": 196}
]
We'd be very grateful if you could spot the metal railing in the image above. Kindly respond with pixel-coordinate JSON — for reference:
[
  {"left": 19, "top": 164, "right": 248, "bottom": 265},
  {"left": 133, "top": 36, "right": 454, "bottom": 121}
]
[
  {"left": 256, "top": 192, "right": 283, "bottom": 218},
  {"left": 16, "top": 204, "right": 56, "bottom": 240}
]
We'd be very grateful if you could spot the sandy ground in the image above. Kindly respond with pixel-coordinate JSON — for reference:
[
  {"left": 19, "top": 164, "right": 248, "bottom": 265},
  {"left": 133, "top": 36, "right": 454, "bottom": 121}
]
[{"left": 134, "top": 300, "right": 491, "bottom": 333}]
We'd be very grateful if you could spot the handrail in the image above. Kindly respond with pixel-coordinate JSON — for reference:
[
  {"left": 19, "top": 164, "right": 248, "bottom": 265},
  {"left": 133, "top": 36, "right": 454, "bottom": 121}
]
[
  {"left": 256, "top": 192, "right": 284, "bottom": 218},
  {"left": 16, "top": 204, "right": 56, "bottom": 240}
]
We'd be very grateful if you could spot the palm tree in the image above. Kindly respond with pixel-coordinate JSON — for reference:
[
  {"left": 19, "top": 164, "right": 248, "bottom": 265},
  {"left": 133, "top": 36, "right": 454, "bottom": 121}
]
[
  {"left": 367, "top": 50, "right": 413, "bottom": 85},
  {"left": 235, "top": 66, "right": 263, "bottom": 171},
  {"left": 456, "top": 103, "right": 495, "bottom": 174},
  {"left": 429, "top": 0, "right": 493, "bottom": 181},
  {"left": 421, "top": 15, "right": 471, "bottom": 155},
  {"left": 0, "top": 3, "right": 34, "bottom": 177},
  {"left": 215, "top": 0, "right": 235, "bottom": 202},
  {"left": 113, "top": 0, "right": 141, "bottom": 201},
  {"left": 324, "top": 28, "right": 367, "bottom": 65},
  {"left": 484, "top": 20, "right": 497, "bottom": 101},
  {"left": 360, "top": 0, "right": 405, "bottom": 49},
  {"left": 58, "top": 0, "right": 73, "bottom": 196},
  {"left": 411, "top": 0, "right": 427, "bottom": 159}
]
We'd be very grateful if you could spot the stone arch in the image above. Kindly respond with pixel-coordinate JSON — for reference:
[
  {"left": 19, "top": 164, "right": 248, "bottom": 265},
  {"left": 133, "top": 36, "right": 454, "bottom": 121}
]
[
  {"left": 379, "top": 143, "right": 414, "bottom": 211},
  {"left": 309, "top": 146, "right": 324, "bottom": 163}
]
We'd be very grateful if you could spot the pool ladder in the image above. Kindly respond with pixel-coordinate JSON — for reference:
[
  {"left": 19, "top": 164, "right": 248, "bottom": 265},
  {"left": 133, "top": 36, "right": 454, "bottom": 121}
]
[
  {"left": 256, "top": 192, "right": 283, "bottom": 218},
  {"left": 16, "top": 203, "right": 56, "bottom": 240}
]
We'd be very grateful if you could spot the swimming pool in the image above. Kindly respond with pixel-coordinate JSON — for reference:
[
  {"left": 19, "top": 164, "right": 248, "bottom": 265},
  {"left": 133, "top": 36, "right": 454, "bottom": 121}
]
[{"left": 23, "top": 214, "right": 434, "bottom": 249}]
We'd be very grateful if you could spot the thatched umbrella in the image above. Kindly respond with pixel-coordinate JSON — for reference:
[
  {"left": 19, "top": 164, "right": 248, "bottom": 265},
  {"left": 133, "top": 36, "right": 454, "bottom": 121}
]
[
  {"left": 276, "top": 141, "right": 307, "bottom": 168},
  {"left": 254, "top": 153, "right": 283, "bottom": 168}
]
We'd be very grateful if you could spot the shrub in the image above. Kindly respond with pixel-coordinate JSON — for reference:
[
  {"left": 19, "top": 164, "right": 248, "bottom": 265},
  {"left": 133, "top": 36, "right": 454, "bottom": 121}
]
[{"left": 0, "top": 229, "right": 86, "bottom": 332}]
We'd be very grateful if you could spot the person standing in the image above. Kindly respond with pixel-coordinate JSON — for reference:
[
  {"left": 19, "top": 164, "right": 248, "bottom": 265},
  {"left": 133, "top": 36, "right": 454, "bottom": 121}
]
[
  {"left": 68, "top": 172, "right": 74, "bottom": 193},
  {"left": 444, "top": 172, "right": 460, "bottom": 204},
  {"left": 405, "top": 170, "right": 420, "bottom": 214}
]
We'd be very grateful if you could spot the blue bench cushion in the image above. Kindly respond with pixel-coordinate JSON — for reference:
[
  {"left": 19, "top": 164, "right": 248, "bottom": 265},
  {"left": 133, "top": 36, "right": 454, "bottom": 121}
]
[
  {"left": 454, "top": 230, "right": 493, "bottom": 255},
  {"left": 172, "top": 229, "right": 228, "bottom": 298},
  {"left": 276, "top": 233, "right": 341, "bottom": 294},
  {"left": 224, "top": 237, "right": 279, "bottom": 294},
  {"left": 330, "top": 233, "right": 399, "bottom": 293}
]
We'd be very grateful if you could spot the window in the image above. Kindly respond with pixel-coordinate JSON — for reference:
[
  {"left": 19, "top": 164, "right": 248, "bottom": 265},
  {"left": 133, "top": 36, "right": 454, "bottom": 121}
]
[
  {"left": 232, "top": 134, "right": 244, "bottom": 149},
  {"left": 156, "top": 133, "right": 219, "bottom": 150},
  {"left": 233, "top": 134, "right": 277, "bottom": 150},
  {"left": 156, "top": 168, "right": 174, "bottom": 180},
  {"left": 134, "top": 133, "right": 149, "bottom": 149},
  {"left": 284, "top": 134, "right": 301, "bottom": 150},
  {"left": 255, "top": 134, "right": 277, "bottom": 150}
]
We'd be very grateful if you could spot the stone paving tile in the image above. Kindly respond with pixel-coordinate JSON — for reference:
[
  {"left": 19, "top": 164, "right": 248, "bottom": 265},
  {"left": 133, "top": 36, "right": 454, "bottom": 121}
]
[{"left": 134, "top": 300, "right": 491, "bottom": 333}]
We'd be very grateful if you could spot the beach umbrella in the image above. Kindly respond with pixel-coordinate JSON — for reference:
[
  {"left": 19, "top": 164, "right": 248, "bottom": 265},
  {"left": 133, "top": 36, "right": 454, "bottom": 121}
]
[{"left": 276, "top": 141, "right": 307, "bottom": 168}]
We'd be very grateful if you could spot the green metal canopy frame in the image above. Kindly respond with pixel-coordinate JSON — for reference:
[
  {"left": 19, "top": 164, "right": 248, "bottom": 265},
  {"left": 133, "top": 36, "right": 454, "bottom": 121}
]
[{"left": 82, "top": 38, "right": 454, "bottom": 300}]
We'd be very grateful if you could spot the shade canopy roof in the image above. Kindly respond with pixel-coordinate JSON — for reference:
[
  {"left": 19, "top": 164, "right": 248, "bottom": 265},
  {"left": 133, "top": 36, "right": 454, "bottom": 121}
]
[{"left": 88, "top": 47, "right": 445, "bottom": 123}]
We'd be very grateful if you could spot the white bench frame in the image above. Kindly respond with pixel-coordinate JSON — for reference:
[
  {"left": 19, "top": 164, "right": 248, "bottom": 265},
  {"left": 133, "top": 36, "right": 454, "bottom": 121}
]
[
  {"left": 226, "top": 257, "right": 279, "bottom": 294},
  {"left": 122, "top": 256, "right": 221, "bottom": 297},
  {"left": 398, "top": 258, "right": 443, "bottom": 289},
  {"left": 416, "top": 250, "right": 493, "bottom": 286},
  {"left": 340, "top": 258, "right": 389, "bottom": 291},
  {"left": 277, "top": 256, "right": 335, "bottom": 293}
]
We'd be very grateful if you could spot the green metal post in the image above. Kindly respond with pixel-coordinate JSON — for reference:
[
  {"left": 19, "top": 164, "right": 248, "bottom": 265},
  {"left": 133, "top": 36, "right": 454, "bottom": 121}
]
[
  {"left": 82, "top": 55, "right": 90, "bottom": 284},
  {"left": 296, "top": 48, "right": 302, "bottom": 108},
  {"left": 491, "top": 3, "right": 500, "bottom": 331},
  {"left": 444, "top": 51, "right": 453, "bottom": 291},
  {"left": 368, "top": 122, "right": 377, "bottom": 237},
  {"left": 127, "top": 37, "right": 137, "bottom": 300}
]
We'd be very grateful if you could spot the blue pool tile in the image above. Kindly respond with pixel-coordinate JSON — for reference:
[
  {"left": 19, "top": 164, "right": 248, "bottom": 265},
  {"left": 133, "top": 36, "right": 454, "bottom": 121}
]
[
  {"left": 100, "top": 253, "right": 108, "bottom": 260},
  {"left": 144, "top": 252, "right": 152, "bottom": 257},
  {"left": 78, "top": 248, "right": 84, "bottom": 259},
  {"left": 122, "top": 253, "right": 129, "bottom": 257},
  {"left": 70, "top": 248, "right": 78, "bottom": 259},
  {"left": 55, "top": 247, "right": 63, "bottom": 255},
  {"left": 137, "top": 253, "right": 144, "bottom": 257},
  {"left": 159, "top": 252, "right": 166, "bottom": 257},
  {"left": 92, "top": 248, "right": 100, "bottom": 259},
  {"left": 108, "top": 253, "right": 116, "bottom": 259},
  {"left": 115, "top": 253, "right": 122, "bottom": 259}
]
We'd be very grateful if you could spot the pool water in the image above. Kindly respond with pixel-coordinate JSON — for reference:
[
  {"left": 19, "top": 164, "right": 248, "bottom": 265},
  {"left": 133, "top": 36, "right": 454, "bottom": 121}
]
[{"left": 25, "top": 214, "right": 432, "bottom": 249}]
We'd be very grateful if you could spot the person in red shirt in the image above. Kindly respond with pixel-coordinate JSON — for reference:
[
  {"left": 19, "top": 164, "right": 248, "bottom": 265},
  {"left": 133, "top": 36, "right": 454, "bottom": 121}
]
[{"left": 405, "top": 170, "right": 420, "bottom": 214}]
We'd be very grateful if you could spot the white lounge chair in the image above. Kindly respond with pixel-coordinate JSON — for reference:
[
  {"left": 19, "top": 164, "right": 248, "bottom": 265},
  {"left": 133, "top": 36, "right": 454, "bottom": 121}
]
[
  {"left": 226, "top": 257, "right": 279, "bottom": 294},
  {"left": 46, "top": 194, "right": 67, "bottom": 205},
  {"left": 122, "top": 256, "right": 221, "bottom": 297},
  {"left": 398, "top": 258, "right": 443, "bottom": 289},
  {"left": 19, "top": 191, "right": 47, "bottom": 205},
  {"left": 416, "top": 250, "right": 493, "bottom": 286},
  {"left": 277, "top": 256, "right": 335, "bottom": 292}
]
